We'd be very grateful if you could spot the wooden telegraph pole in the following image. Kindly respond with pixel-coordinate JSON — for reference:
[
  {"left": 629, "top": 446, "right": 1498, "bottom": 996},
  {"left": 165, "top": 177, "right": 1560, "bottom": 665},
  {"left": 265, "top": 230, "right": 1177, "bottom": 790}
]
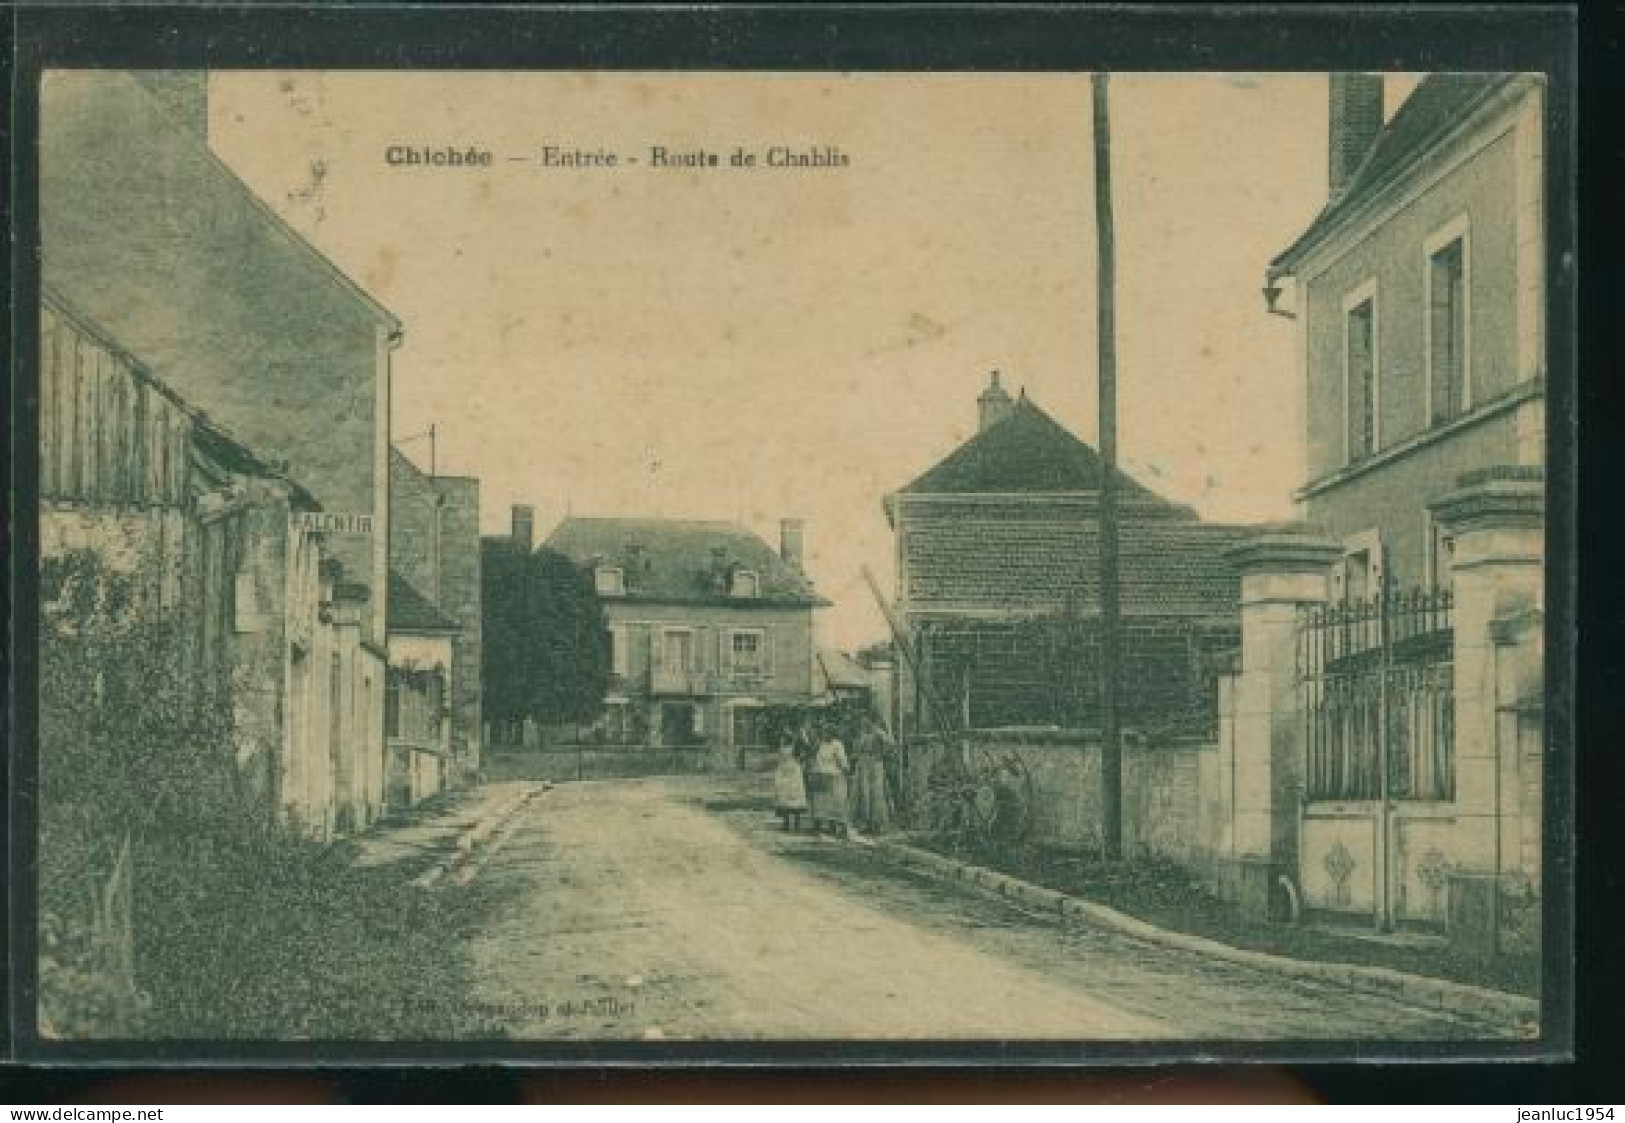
[{"left": 1092, "top": 72, "right": 1124, "bottom": 861}]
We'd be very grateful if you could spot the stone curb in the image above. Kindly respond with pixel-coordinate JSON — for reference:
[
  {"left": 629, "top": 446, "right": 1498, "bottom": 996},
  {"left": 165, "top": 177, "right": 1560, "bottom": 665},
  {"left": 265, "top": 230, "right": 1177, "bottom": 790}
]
[
  {"left": 414, "top": 783, "right": 548, "bottom": 888},
  {"left": 871, "top": 837, "right": 1539, "bottom": 1033}
]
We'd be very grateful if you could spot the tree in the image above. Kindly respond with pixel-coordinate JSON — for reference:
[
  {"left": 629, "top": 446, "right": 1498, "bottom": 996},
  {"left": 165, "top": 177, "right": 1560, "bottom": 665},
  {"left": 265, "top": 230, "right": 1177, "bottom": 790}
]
[{"left": 481, "top": 541, "right": 611, "bottom": 741}]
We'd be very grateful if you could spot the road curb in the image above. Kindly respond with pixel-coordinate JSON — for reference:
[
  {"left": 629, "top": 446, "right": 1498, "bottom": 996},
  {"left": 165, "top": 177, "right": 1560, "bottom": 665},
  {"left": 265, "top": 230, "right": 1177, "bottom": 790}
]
[
  {"left": 871, "top": 837, "right": 1539, "bottom": 1033},
  {"left": 414, "top": 783, "right": 548, "bottom": 888}
]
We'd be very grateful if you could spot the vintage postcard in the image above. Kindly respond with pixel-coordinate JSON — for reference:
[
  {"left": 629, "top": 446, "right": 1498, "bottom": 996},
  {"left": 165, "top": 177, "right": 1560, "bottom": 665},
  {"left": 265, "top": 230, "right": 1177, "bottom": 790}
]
[{"left": 14, "top": 7, "right": 1573, "bottom": 1063}]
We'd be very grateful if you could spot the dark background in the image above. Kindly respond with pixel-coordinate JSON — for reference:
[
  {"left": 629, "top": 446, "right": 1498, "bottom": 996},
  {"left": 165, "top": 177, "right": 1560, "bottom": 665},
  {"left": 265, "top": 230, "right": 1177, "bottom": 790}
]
[{"left": 3, "top": 0, "right": 1610, "bottom": 1102}]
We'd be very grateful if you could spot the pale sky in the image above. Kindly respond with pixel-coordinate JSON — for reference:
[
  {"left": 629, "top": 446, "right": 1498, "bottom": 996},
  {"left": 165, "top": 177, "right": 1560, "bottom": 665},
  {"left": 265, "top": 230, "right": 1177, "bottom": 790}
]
[{"left": 208, "top": 71, "right": 1420, "bottom": 649}]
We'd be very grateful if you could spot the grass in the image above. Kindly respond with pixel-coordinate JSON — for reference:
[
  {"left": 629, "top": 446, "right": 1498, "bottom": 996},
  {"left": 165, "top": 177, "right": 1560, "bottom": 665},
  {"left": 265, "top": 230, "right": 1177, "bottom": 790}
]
[{"left": 910, "top": 835, "right": 1541, "bottom": 998}]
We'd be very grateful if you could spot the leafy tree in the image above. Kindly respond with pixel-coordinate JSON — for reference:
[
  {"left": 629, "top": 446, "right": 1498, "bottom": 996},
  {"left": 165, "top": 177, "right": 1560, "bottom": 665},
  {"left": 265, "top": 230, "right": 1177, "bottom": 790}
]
[{"left": 481, "top": 541, "right": 611, "bottom": 739}]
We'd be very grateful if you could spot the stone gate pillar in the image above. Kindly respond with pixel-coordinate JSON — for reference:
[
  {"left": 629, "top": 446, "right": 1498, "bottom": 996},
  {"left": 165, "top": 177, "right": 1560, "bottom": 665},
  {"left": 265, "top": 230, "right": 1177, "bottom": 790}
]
[
  {"left": 1222, "top": 527, "right": 1342, "bottom": 921},
  {"left": 1429, "top": 468, "right": 1544, "bottom": 954}
]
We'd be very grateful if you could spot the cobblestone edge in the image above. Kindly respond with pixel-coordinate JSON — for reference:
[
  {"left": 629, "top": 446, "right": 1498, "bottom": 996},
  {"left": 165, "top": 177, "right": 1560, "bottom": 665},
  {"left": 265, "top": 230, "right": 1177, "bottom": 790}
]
[
  {"left": 414, "top": 783, "right": 548, "bottom": 888},
  {"left": 870, "top": 837, "right": 1540, "bottom": 1033}
]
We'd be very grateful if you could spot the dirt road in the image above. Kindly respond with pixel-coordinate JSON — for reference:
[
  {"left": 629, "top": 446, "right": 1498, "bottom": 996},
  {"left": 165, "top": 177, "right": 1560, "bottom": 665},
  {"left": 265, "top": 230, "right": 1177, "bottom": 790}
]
[{"left": 456, "top": 776, "right": 1522, "bottom": 1043}]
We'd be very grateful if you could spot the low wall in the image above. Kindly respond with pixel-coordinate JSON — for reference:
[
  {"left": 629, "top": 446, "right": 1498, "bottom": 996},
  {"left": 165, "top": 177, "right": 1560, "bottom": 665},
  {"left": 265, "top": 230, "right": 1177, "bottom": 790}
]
[
  {"left": 484, "top": 746, "right": 769, "bottom": 783},
  {"left": 901, "top": 735, "right": 1217, "bottom": 867}
]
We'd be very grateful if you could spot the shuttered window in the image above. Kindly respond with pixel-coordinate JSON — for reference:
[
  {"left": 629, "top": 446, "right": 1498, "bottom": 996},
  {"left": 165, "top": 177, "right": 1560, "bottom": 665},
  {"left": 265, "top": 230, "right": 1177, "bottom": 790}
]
[{"left": 1345, "top": 296, "right": 1376, "bottom": 463}]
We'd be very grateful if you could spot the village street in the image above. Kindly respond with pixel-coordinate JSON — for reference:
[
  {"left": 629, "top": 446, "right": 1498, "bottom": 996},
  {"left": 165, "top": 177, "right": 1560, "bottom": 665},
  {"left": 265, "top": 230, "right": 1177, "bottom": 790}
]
[{"left": 444, "top": 777, "right": 1524, "bottom": 1043}]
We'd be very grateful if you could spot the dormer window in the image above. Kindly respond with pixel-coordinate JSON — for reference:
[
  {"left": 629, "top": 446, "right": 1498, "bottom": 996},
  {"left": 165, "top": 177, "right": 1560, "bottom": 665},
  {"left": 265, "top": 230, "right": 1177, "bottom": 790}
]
[
  {"left": 729, "top": 569, "right": 759, "bottom": 598},
  {"left": 595, "top": 565, "right": 625, "bottom": 596}
]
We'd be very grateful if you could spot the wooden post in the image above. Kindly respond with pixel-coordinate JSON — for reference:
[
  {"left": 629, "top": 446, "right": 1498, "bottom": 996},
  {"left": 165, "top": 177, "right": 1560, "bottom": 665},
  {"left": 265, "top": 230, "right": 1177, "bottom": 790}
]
[{"left": 1092, "top": 72, "right": 1124, "bottom": 860}]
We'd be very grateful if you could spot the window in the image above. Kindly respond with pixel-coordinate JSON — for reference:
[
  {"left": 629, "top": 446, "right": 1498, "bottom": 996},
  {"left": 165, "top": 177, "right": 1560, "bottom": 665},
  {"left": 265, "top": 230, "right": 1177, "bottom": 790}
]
[
  {"left": 1425, "top": 515, "right": 1456, "bottom": 592},
  {"left": 729, "top": 569, "right": 759, "bottom": 598},
  {"left": 1428, "top": 230, "right": 1468, "bottom": 425},
  {"left": 1344, "top": 288, "right": 1377, "bottom": 463},
  {"left": 384, "top": 675, "right": 401, "bottom": 739},
  {"left": 660, "top": 628, "right": 697, "bottom": 673},
  {"left": 1343, "top": 550, "right": 1372, "bottom": 603},
  {"left": 731, "top": 631, "right": 763, "bottom": 676},
  {"left": 595, "top": 565, "right": 624, "bottom": 596},
  {"left": 726, "top": 629, "right": 773, "bottom": 679}
]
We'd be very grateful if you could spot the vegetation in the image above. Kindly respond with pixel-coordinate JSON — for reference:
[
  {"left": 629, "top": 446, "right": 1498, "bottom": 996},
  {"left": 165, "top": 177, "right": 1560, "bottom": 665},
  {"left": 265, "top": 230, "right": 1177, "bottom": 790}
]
[
  {"left": 481, "top": 541, "right": 611, "bottom": 742},
  {"left": 38, "top": 550, "right": 487, "bottom": 1039}
]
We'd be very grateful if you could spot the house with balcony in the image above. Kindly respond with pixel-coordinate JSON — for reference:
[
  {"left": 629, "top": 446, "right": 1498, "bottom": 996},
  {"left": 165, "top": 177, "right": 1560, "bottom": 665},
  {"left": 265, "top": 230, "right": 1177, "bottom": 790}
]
[{"left": 544, "top": 515, "right": 830, "bottom": 752}]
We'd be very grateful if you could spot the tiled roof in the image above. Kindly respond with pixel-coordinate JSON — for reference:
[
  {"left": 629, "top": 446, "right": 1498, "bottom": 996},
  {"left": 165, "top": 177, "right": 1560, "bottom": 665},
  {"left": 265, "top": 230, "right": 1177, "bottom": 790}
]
[
  {"left": 1272, "top": 73, "right": 1515, "bottom": 272},
  {"left": 896, "top": 396, "right": 1191, "bottom": 515},
  {"left": 902, "top": 517, "right": 1251, "bottom": 619},
  {"left": 387, "top": 570, "right": 461, "bottom": 634},
  {"left": 545, "top": 517, "right": 830, "bottom": 608}
]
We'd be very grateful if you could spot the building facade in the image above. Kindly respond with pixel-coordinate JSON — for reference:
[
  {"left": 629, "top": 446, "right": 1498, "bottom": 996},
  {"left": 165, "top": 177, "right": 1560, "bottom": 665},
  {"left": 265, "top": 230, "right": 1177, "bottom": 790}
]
[
  {"left": 1233, "top": 72, "right": 1550, "bottom": 948},
  {"left": 40, "top": 296, "right": 372, "bottom": 840},
  {"left": 1268, "top": 72, "right": 1546, "bottom": 595},
  {"left": 388, "top": 447, "right": 482, "bottom": 784},
  {"left": 885, "top": 374, "right": 1249, "bottom": 740},
  {"left": 384, "top": 571, "right": 460, "bottom": 809},
  {"left": 544, "top": 516, "right": 829, "bottom": 752},
  {"left": 40, "top": 69, "right": 403, "bottom": 834}
]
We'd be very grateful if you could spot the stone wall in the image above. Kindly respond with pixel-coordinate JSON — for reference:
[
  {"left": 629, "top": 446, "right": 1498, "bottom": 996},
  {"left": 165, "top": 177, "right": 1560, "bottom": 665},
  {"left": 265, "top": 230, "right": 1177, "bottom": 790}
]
[{"left": 901, "top": 735, "right": 1214, "bottom": 866}]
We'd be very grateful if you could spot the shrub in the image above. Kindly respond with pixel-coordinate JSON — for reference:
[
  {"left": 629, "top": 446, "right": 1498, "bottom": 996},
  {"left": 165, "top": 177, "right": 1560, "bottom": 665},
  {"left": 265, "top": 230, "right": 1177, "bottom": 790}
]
[{"left": 38, "top": 549, "right": 483, "bottom": 1039}]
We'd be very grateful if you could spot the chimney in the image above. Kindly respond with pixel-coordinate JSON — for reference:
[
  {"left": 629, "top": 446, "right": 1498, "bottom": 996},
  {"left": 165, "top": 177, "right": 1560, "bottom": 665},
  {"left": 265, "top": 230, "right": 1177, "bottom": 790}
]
[
  {"left": 978, "top": 370, "right": 1015, "bottom": 433},
  {"left": 780, "top": 518, "right": 805, "bottom": 572},
  {"left": 511, "top": 504, "right": 534, "bottom": 553},
  {"left": 1328, "top": 73, "right": 1385, "bottom": 202}
]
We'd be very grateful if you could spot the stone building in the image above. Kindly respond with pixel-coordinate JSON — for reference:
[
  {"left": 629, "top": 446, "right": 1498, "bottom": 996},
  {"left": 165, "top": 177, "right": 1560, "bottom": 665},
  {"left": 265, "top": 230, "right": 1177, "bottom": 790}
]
[
  {"left": 544, "top": 515, "right": 829, "bottom": 753},
  {"left": 884, "top": 373, "right": 1249, "bottom": 739},
  {"left": 1267, "top": 72, "right": 1546, "bottom": 594},
  {"left": 40, "top": 297, "right": 365, "bottom": 839},
  {"left": 40, "top": 69, "right": 404, "bottom": 833},
  {"left": 388, "top": 447, "right": 482, "bottom": 789},
  {"left": 1222, "top": 72, "right": 1550, "bottom": 949}
]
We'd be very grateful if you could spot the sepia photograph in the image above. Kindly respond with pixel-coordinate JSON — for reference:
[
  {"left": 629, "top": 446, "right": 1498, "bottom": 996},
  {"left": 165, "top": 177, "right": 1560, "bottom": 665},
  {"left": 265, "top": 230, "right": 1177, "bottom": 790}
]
[{"left": 15, "top": 7, "right": 1572, "bottom": 1063}]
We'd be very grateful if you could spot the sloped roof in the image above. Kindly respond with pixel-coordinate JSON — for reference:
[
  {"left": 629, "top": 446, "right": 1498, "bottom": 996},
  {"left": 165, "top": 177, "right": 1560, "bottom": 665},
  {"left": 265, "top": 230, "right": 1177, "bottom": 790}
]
[
  {"left": 817, "top": 648, "right": 872, "bottom": 692},
  {"left": 896, "top": 396, "right": 1191, "bottom": 515},
  {"left": 903, "top": 518, "right": 1251, "bottom": 620},
  {"left": 1272, "top": 73, "right": 1516, "bottom": 273},
  {"left": 387, "top": 570, "right": 461, "bottom": 634},
  {"left": 545, "top": 517, "right": 831, "bottom": 608}
]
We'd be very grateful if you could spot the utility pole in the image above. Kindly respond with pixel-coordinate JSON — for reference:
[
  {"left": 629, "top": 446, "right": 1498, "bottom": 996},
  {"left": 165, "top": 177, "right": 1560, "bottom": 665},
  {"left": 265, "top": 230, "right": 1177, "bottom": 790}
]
[{"left": 1093, "top": 72, "right": 1124, "bottom": 861}]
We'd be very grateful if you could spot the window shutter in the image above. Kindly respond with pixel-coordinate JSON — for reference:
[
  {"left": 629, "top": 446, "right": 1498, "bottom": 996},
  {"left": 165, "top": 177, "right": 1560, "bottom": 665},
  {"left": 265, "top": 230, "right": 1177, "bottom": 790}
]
[
  {"left": 651, "top": 628, "right": 663, "bottom": 670},
  {"left": 763, "top": 629, "right": 776, "bottom": 678},
  {"left": 611, "top": 625, "right": 629, "bottom": 676},
  {"left": 721, "top": 630, "right": 734, "bottom": 677}
]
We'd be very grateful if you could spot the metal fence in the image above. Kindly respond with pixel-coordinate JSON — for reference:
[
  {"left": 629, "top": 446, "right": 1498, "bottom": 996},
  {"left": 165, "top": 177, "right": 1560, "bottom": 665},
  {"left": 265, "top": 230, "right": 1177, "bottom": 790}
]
[{"left": 1299, "top": 587, "right": 1455, "bottom": 802}]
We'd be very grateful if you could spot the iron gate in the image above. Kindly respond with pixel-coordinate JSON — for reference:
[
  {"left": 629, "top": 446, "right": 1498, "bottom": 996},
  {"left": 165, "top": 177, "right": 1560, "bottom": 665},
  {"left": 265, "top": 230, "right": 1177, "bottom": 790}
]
[{"left": 1299, "top": 587, "right": 1455, "bottom": 803}]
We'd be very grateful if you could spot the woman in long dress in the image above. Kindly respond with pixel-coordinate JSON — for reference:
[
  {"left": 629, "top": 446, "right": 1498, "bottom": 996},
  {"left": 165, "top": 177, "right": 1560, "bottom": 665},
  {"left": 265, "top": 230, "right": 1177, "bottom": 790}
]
[
  {"left": 808, "top": 724, "right": 851, "bottom": 838},
  {"left": 772, "top": 736, "right": 808, "bottom": 831},
  {"left": 849, "top": 714, "right": 894, "bottom": 835}
]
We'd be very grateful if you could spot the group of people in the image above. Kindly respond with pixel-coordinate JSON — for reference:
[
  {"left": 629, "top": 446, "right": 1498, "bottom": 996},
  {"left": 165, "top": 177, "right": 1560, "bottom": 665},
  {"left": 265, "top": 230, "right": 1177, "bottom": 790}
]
[{"left": 772, "top": 712, "right": 897, "bottom": 839}]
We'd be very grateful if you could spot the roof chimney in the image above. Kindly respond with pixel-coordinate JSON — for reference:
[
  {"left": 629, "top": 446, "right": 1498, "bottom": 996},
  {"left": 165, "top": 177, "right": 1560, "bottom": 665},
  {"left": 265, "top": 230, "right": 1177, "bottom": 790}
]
[
  {"left": 511, "top": 504, "right": 534, "bottom": 553},
  {"left": 978, "top": 370, "right": 1015, "bottom": 433},
  {"left": 1328, "top": 73, "right": 1385, "bottom": 202},
  {"left": 780, "top": 518, "right": 805, "bottom": 572}
]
